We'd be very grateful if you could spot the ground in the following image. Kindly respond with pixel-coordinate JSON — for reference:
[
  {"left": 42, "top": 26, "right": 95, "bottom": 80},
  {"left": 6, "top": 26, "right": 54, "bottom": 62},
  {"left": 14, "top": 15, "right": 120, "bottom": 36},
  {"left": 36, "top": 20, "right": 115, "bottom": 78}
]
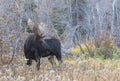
[{"left": 0, "top": 54, "right": 120, "bottom": 81}]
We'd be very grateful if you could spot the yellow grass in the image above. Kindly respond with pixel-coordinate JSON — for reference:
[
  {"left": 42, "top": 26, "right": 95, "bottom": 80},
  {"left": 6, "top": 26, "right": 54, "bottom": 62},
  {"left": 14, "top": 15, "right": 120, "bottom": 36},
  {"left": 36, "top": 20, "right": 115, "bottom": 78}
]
[{"left": 0, "top": 54, "right": 120, "bottom": 81}]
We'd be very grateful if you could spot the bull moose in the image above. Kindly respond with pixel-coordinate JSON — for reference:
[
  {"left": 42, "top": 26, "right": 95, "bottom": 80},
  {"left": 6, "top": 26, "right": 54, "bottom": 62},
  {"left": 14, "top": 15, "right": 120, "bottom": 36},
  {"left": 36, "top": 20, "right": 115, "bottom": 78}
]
[{"left": 24, "top": 34, "right": 62, "bottom": 70}]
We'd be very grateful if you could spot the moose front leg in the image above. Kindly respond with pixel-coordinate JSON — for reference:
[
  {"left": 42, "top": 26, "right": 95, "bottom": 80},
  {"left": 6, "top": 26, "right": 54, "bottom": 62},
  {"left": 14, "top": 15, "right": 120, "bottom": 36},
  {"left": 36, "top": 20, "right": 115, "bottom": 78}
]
[
  {"left": 36, "top": 59, "right": 40, "bottom": 70},
  {"left": 34, "top": 49, "right": 40, "bottom": 70}
]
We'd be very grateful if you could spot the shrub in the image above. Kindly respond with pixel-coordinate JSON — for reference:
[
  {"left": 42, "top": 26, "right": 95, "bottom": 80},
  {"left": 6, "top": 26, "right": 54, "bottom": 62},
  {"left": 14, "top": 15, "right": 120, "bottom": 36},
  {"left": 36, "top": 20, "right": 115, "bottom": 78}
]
[
  {"left": 94, "top": 32, "right": 116, "bottom": 59},
  {"left": 71, "top": 44, "right": 88, "bottom": 54},
  {"left": 71, "top": 46, "right": 81, "bottom": 55},
  {"left": 112, "top": 48, "right": 120, "bottom": 59},
  {"left": 71, "top": 31, "right": 117, "bottom": 59},
  {"left": 71, "top": 42, "right": 95, "bottom": 58}
]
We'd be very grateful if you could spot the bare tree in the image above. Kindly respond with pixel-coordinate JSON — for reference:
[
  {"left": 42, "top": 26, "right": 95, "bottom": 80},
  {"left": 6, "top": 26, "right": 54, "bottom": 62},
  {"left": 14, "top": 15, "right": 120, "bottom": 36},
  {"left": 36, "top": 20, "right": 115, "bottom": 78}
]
[{"left": 0, "top": 0, "right": 120, "bottom": 57}]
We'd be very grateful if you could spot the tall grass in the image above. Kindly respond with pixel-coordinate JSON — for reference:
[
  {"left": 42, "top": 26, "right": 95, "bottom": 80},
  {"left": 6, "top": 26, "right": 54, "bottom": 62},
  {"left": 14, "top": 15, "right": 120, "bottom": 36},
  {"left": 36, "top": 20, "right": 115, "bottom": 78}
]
[{"left": 0, "top": 54, "right": 120, "bottom": 81}]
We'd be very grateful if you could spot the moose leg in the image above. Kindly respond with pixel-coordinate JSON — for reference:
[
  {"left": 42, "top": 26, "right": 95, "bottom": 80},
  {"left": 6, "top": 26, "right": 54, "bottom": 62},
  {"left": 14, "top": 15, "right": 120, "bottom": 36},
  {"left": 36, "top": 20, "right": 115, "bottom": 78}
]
[
  {"left": 48, "top": 56, "right": 56, "bottom": 69},
  {"left": 34, "top": 49, "right": 40, "bottom": 70},
  {"left": 36, "top": 59, "right": 40, "bottom": 70},
  {"left": 56, "top": 55, "right": 63, "bottom": 70}
]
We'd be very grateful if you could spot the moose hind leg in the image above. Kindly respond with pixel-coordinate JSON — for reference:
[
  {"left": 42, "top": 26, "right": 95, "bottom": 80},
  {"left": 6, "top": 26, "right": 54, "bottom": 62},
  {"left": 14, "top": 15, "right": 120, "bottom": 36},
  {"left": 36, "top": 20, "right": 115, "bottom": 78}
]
[
  {"left": 56, "top": 55, "right": 62, "bottom": 70},
  {"left": 48, "top": 56, "right": 56, "bottom": 69}
]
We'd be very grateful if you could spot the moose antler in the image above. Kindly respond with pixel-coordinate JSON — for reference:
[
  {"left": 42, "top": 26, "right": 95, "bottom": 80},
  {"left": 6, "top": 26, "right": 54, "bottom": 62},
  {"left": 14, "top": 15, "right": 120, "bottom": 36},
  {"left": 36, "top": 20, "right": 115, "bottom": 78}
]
[{"left": 27, "top": 19, "right": 45, "bottom": 40}]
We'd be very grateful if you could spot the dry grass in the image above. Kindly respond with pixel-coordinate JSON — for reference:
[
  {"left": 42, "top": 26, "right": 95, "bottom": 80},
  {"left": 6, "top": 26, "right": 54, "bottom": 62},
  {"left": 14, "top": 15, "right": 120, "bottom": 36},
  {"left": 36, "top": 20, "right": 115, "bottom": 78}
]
[{"left": 0, "top": 54, "right": 120, "bottom": 81}]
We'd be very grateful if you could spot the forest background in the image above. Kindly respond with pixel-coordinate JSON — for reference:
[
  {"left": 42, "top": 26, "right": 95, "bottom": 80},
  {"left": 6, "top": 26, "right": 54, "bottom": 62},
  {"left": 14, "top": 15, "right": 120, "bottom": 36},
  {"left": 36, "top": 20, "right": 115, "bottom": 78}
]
[{"left": 0, "top": 0, "right": 120, "bottom": 81}]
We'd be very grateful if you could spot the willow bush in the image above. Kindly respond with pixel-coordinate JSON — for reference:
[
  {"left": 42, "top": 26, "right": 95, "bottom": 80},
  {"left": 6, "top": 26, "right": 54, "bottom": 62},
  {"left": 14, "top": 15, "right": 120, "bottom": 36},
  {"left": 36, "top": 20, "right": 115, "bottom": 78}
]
[{"left": 71, "top": 32, "right": 118, "bottom": 59}]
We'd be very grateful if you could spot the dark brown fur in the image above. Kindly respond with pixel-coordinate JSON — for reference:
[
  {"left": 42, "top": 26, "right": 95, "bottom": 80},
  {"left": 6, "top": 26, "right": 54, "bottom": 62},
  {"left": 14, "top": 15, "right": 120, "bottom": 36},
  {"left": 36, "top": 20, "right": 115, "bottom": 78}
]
[{"left": 24, "top": 34, "right": 62, "bottom": 70}]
